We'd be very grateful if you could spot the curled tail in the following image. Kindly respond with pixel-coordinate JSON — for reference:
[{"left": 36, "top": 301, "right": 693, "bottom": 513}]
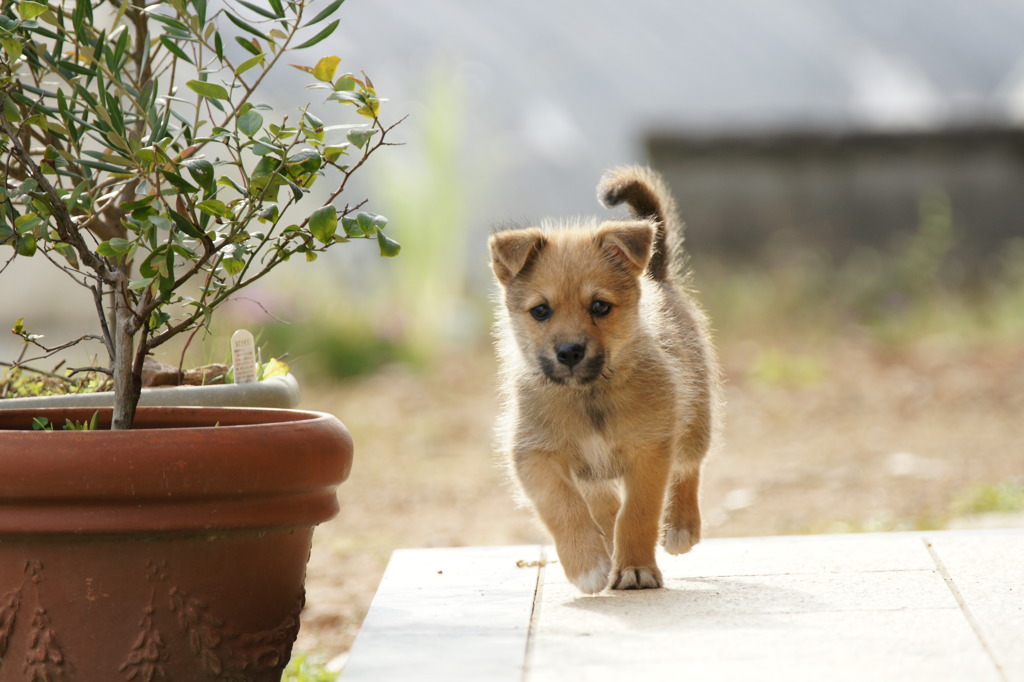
[{"left": 598, "top": 165, "right": 683, "bottom": 282}]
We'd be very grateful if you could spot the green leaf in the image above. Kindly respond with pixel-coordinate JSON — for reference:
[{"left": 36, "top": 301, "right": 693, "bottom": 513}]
[
  {"left": 169, "top": 209, "right": 206, "bottom": 239},
  {"left": 313, "top": 56, "right": 341, "bottom": 83},
  {"left": 308, "top": 206, "right": 337, "bottom": 244},
  {"left": 149, "top": 309, "right": 171, "bottom": 328},
  {"left": 79, "top": 158, "right": 133, "bottom": 174},
  {"left": 217, "top": 176, "right": 246, "bottom": 196},
  {"left": 186, "top": 79, "right": 229, "bottom": 101},
  {"left": 341, "top": 216, "right": 361, "bottom": 237},
  {"left": 376, "top": 230, "right": 401, "bottom": 257},
  {"left": 161, "top": 170, "right": 200, "bottom": 194},
  {"left": 346, "top": 128, "right": 374, "bottom": 149},
  {"left": 323, "top": 144, "right": 350, "bottom": 163},
  {"left": 354, "top": 212, "right": 389, "bottom": 236},
  {"left": 224, "top": 11, "right": 270, "bottom": 40},
  {"left": 183, "top": 158, "right": 215, "bottom": 193},
  {"left": 15, "top": 233, "right": 37, "bottom": 257},
  {"left": 293, "top": 19, "right": 340, "bottom": 50},
  {"left": 110, "top": 28, "right": 130, "bottom": 70},
  {"left": 1, "top": 37, "right": 23, "bottom": 62},
  {"left": 235, "top": 52, "right": 265, "bottom": 76},
  {"left": 303, "top": 110, "right": 325, "bottom": 130},
  {"left": 287, "top": 149, "right": 322, "bottom": 175},
  {"left": 121, "top": 196, "right": 156, "bottom": 212},
  {"left": 196, "top": 199, "right": 233, "bottom": 219},
  {"left": 146, "top": 12, "right": 189, "bottom": 34},
  {"left": 237, "top": 110, "right": 263, "bottom": 137},
  {"left": 237, "top": 0, "right": 279, "bottom": 19},
  {"left": 96, "top": 237, "right": 134, "bottom": 260},
  {"left": 53, "top": 242, "right": 80, "bottom": 270},
  {"left": 261, "top": 357, "right": 290, "bottom": 379},
  {"left": 284, "top": 178, "right": 305, "bottom": 201},
  {"left": 334, "top": 75, "right": 358, "bottom": 92},
  {"left": 57, "top": 60, "right": 98, "bottom": 78},
  {"left": 17, "top": 1, "right": 49, "bottom": 20},
  {"left": 221, "top": 256, "right": 245, "bottom": 276},
  {"left": 128, "top": 277, "right": 155, "bottom": 291},
  {"left": 107, "top": 238, "right": 133, "bottom": 254},
  {"left": 159, "top": 35, "right": 194, "bottom": 64},
  {"left": 235, "top": 36, "right": 261, "bottom": 56},
  {"left": 14, "top": 214, "right": 42, "bottom": 235},
  {"left": 12, "top": 179, "right": 38, "bottom": 200},
  {"left": 305, "top": 0, "right": 345, "bottom": 27},
  {"left": 251, "top": 140, "right": 280, "bottom": 156}
]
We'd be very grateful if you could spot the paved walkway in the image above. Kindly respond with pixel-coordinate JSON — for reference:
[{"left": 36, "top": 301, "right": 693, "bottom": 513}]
[{"left": 341, "top": 529, "right": 1023, "bottom": 681}]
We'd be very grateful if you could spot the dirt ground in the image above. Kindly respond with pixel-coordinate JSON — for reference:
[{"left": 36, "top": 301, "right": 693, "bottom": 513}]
[{"left": 292, "top": 335, "right": 1024, "bottom": 658}]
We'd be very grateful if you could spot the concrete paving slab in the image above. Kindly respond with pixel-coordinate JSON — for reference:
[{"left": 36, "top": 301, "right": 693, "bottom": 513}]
[
  {"left": 340, "top": 545, "right": 544, "bottom": 682},
  {"left": 341, "top": 530, "right": 1024, "bottom": 681},
  {"left": 665, "top": 531, "right": 938, "bottom": 576},
  {"left": 528, "top": 610, "right": 1000, "bottom": 682},
  {"left": 925, "top": 530, "right": 1024, "bottom": 679}
]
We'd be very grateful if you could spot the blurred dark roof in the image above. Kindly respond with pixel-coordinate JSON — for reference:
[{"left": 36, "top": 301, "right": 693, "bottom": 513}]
[{"left": 328, "top": 0, "right": 1024, "bottom": 222}]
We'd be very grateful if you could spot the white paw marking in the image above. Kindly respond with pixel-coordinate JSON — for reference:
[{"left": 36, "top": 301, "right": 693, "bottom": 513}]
[
  {"left": 570, "top": 556, "right": 611, "bottom": 594},
  {"left": 663, "top": 528, "right": 694, "bottom": 555}
]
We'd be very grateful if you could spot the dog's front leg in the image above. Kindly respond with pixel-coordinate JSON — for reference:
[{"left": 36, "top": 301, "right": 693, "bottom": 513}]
[
  {"left": 515, "top": 450, "right": 611, "bottom": 594},
  {"left": 611, "top": 447, "right": 671, "bottom": 589}
]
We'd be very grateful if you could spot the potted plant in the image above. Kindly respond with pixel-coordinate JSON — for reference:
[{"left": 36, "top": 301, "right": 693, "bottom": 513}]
[{"left": 0, "top": 0, "right": 400, "bottom": 679}]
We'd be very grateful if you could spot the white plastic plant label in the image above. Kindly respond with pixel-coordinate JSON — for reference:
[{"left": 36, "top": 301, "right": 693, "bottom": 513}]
[{"left": 231, "top": 329, "right": 258, "bottom": 384}]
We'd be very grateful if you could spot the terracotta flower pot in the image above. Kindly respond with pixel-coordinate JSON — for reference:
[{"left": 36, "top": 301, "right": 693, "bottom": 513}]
[{"left": 0, "top": 406, "right": 353, "bottom": 682}]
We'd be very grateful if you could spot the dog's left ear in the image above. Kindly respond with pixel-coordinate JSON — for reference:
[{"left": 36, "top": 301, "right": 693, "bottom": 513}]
[{"left": 596, "top": 221, "right": 654, "bottom": 276}]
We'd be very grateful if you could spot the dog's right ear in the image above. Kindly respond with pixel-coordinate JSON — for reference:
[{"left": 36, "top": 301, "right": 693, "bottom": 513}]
[{"left": 489, "top": 228, "right": 547, "bottom": 286}]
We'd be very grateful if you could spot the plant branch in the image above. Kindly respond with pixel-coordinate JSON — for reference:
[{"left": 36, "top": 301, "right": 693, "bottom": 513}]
[{"left": 0, "top": 116, "right": 117, "bottom": 282}]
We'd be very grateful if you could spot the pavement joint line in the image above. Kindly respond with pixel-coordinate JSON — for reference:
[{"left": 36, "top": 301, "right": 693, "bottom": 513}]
[
  {"left": 521, "top": 545, "right": 548, "bottom": 682},
  {"left": 924, "top": 536, "right": 1009, "bottom": 682}
]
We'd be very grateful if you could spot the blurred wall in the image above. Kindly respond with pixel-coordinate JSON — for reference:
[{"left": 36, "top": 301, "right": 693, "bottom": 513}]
[{"left": 647, "top": 127, "right": 1024, "bottom": 260}]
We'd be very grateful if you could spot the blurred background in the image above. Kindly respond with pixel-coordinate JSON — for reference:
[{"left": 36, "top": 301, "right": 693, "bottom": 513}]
[{"left": 4, "top": 0, "right": 1024, "bottom": 664}]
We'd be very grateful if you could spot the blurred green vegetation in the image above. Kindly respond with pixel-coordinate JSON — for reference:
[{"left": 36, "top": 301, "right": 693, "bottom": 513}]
[
  {"left": 952, "top": 481, "right": 1024, "bottom": 515},
  {"left": 698, "top": 188, "right": 1024, "bottom": 350},
  {"left": 801, "top": 478, "right": 1024, "bottom": 535},
  {"left": 188, "top": 184, "right": 1024, "bottom": 384},
  {"left": 202, "top": 59, "right": 488, "bottom": 381},
  {"left": 283, "top": 654, "right": 337, "bottom": 682}
]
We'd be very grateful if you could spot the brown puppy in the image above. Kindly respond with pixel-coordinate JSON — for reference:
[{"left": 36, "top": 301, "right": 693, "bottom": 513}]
[{"left": 489, "top": 166, "right": 720, "bottom": 593}]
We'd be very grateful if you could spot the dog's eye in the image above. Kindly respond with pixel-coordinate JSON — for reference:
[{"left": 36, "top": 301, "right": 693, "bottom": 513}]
[
  {"left": 529, "top": 304, "right": 553, "bottom": 321},
  {"left": 590, "top": 300, "right": 612, "bottom": 317}
]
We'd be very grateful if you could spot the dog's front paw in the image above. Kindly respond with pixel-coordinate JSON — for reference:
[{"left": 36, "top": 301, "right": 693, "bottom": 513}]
[
  {"left": 662, "top": 527, "right": 697, "bottom": 555},
  {"left": 567, "top": 555, "right": 612, "bottom": 594},
  {"left": 558, "top": 536, "right": 612, "bottom": 594},
  {"left": 611, "top": 564, "right": 663, "bottom": 590}
]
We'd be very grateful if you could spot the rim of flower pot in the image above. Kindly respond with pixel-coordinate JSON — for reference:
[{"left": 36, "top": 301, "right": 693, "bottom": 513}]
[
  {"left": 0, "top": 373, "right": 301, "bottom": 410},
  {"left": 0, "top": 406, "right": 353, "bottom": 535}
]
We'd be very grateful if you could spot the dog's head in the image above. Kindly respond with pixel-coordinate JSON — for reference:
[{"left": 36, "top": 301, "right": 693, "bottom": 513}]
[{"left": 489, "top": 220, "right": 655, "bottom": 386}]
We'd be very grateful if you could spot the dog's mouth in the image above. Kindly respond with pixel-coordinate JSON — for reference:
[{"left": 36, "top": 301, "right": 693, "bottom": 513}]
[{"left": 538, "top": 353, "right": 606, "bottom": 385}]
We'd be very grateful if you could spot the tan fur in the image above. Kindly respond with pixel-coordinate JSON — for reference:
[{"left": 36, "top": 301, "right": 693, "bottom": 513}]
[{"left": 489, "top": 166, "right": 721, "bottom": 593}]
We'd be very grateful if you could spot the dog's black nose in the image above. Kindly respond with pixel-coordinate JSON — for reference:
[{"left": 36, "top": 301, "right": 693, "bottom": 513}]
[{"left": 555, "top": 342, "right": 586, "bottom": 368}]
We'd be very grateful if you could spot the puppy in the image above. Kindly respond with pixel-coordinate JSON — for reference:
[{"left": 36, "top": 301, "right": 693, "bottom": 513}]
[{"left": 489, "top": 166, "right": 720, "bottom": 593}]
